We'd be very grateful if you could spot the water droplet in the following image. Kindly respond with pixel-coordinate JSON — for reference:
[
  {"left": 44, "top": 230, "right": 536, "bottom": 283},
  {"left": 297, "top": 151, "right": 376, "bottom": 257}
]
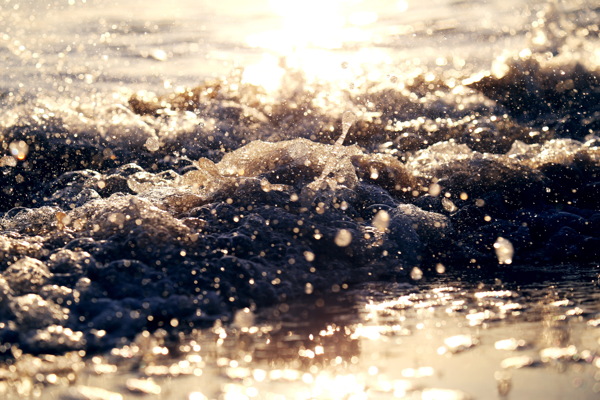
[
  {"left": 373, "top": 210, "right": 390, "bottom": 232},
  {"left": 303, "top": 251, "right": 315, "bottom": 262},
  {"left": 369, "top": 167, "right": 379, "bottom": 179},
  {"left": 334, "top": 229, "right": 352, "bottom": 247},
  {"left": 9, "top": 140, "right": 29, "bottom": 161},
  {"left": 144, "top": 136, "right": 160, "bottom": 152},
  {"left": 442, "top": 197, "right": 457, "bottom": 212},
  {"left": 410, "top": 267, "right": 423, "bottom": 280},
  {"left": 149, "top": 48, "right": 168, "bottom": 61},
  {"left": 304, "top": 282, "right": 314, "bottom": 295},
  {"left": 429, "top": 183, "right": 441, "bottom": 196},
  {"left": 494, "top": 237, "right": 514, "bottom": 264},
  {"left": 232, "top": 307, "right": 254, "bottom": 328}
]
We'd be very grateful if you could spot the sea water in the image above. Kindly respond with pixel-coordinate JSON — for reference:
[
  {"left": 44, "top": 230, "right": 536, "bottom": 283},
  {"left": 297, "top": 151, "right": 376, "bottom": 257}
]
[{"left": 0, "top": 0, "right": 599, "bottom": 398}]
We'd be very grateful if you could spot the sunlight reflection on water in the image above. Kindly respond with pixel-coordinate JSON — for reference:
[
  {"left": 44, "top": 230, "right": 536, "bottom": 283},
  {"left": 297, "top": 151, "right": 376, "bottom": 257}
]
[
  {"left": 1, "top": 0, "right": 545, "bottom": 93},
  {"left": 3, "top": 270, "right": 597, "bottom": 399}
]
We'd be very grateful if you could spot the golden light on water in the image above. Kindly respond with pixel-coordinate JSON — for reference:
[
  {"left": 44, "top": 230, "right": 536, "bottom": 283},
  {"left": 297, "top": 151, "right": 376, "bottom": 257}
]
[
  {"left": 242, "top": 0, "right": 407, "bottom": 90},
  {"left": 241, "top": 54, "right": 286, "bottom": 92},
  {"left": 248, "top": 0, "right": 372, "bottom": 52}
]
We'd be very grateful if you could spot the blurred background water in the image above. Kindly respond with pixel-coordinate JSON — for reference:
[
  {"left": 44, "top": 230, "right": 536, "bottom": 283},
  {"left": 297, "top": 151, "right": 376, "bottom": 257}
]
[{"left": 2, "top": 0, "right": 586, "bottom": 94}]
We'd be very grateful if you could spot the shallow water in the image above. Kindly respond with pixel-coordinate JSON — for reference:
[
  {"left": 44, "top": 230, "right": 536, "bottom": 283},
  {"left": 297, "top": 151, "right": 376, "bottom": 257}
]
[
  {"left": 1, "top": 0, "right": 600, "bottom": 398},
  {"left": 2, "top": 269, "right": 599, "bottom": 399}
]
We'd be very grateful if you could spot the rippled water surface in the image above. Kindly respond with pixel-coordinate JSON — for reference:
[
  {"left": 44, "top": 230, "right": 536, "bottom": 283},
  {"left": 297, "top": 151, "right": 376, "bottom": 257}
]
[
  {"left": 3, "top": 270, "right": 600, "bottom": 399},
  {"left": 0, "top": 0, "right": 599, "bottom": 398}
]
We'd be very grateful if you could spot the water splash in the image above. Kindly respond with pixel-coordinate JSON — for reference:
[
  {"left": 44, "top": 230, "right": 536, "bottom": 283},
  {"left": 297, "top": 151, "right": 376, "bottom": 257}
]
[
  {"left": 316, "top": 111, "right": 356, "bottom": 182},
  {"left": 336, "top": 110, "right": 357, "bottom": 146}
]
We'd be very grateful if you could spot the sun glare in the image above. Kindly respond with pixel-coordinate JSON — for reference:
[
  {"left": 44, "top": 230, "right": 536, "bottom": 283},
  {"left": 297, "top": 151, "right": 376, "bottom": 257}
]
[
  {"left": 251, "top": 0, "right": 349, "bottom": 51},
  {"left": 242, "top": 0, "right": 402, "bottom": 91}
]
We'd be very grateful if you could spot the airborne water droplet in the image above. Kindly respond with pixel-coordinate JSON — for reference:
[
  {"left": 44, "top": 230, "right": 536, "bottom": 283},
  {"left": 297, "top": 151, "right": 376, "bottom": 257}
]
[
  {"left": 442, "top": 197, "right": 457, "bottom": 213},
  {"left": 303, "top": 251, "right": 315, "bottom": 262},
  {"left": 435, "top": 263, "right": 446, "bottom": 274},
  {"left": 410, "top": 267, "right": 423, "bottom": 280},
  {"left": 494, "top": 237, "right": 514, "bottom": 264},
  {"left": 9, "top": 140, "right": 29, "bottom": 161},
  {"left": 144, "top": 136, "right": 160, "bottom": 152},
  {"left": 334, "top": 229, "right": 352, "bottom": 247},
  {"left": 304, "top": 282, "right": 314, "bottom": 295},
  {"left": 372, "top": 210, "right": 390, "bottom": 232},
  {"left": 429, "top": 183, "right": 441, "bottom": 196}
]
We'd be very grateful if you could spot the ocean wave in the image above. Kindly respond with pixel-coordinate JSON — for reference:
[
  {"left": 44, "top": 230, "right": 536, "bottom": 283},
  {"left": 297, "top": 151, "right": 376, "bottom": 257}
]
[{"left": 1, "top": 22, "right": 599, "bottom": 355}]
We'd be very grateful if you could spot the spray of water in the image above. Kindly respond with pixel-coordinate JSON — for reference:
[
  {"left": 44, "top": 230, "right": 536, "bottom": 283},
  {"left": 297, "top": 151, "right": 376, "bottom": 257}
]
[
  {"left": 336, "top": 110, "right": 357, "bottom": 146},
  {"left": 317, "top": 111, "right": 356, "bottom": 182}
]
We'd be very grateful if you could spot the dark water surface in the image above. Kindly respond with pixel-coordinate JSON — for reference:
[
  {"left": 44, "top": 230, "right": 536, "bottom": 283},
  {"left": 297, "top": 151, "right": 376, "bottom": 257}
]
[{"left": 0, "top": 0, "right": 599, "bottom": 398}]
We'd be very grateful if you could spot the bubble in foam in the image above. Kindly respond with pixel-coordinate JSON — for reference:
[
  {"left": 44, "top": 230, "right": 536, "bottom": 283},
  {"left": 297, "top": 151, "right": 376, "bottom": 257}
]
[
  {"left": 494, "top": 237, "right": 514, "bottom": 264},
  {"left": 334, "top": 229, "right": 352, "bottom": 247}
]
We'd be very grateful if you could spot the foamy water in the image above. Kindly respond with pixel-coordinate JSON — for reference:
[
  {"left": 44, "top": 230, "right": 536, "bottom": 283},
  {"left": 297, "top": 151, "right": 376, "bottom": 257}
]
[{"left": 0, "top": 0, "right": 599, "bottom": 398}]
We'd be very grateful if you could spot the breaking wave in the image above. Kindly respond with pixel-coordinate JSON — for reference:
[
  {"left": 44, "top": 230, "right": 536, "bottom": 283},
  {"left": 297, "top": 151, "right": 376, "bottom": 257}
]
[{"left": 1, "top": 12, "right": 599, "bottom": 354}]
